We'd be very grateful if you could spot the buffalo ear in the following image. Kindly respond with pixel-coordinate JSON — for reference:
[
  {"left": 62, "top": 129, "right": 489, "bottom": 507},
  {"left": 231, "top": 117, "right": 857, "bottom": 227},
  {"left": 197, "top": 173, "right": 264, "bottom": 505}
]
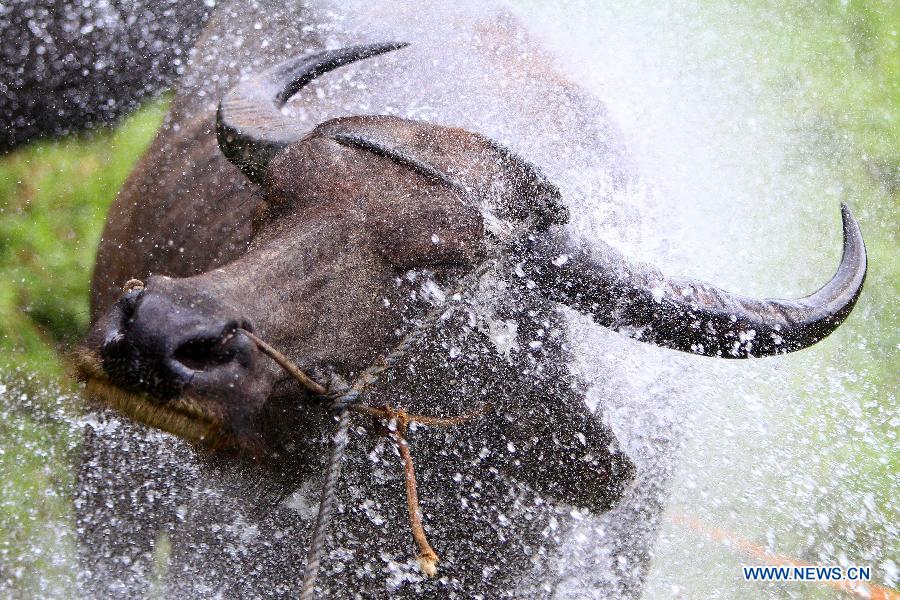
[
  {"left": 310, "top": 115, "right": 568, "bottom": 270},
  {"left": 316, "top": 116, "right": 486, "bottom": 270},
  {"left": 316, "top": 116, "right": 568, "bottom": 229}
]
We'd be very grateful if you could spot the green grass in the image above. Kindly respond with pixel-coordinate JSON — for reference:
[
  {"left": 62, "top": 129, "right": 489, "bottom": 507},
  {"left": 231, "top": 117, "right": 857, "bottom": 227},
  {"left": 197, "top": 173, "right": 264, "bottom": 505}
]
[
  {"left": 643, "top": 2, "right": 898, "bottom": 596},
  {"left": 0, "top": 100, "right": 169, "bottom": 377}
]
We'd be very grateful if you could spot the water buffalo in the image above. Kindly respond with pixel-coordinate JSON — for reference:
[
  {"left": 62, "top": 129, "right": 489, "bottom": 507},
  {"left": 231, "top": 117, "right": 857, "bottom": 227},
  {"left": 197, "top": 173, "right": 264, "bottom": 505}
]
[{"left": 73, "top": 2, "right": 865, "bottom": 598}]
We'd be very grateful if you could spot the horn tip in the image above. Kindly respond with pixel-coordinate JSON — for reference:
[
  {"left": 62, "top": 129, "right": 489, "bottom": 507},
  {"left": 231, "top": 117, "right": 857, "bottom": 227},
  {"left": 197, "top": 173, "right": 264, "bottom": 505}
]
[
  {"left": 834, "top": 202, "right": 867, "bottom": 313},
  {"left": 839, "top": 201, "right": 853, "bottom": 225},
  {"left": 838, "top": 202, "right": 865, "bottom": 257},
  {"left": 369, "top": 41, "right": 411, "bottom": 55}
]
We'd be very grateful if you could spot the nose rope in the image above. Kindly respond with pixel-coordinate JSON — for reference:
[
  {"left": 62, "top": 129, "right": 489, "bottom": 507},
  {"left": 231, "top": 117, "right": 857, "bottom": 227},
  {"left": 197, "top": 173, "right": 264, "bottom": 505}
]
[
  {"left": 386, "top": 407, "right": 438, "bottom": 576},
  {"left": 238, "top": 326, "right": 485, "bottom": 592},
  {"left": 237, "top": 329, "right": 327, "bottom": 396},
  {"left": 236, "top": 208, "right": 552, "bottom": 598}
]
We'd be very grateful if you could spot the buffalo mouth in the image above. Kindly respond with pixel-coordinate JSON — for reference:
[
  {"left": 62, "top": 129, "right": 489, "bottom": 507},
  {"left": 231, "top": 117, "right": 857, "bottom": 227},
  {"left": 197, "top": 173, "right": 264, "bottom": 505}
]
[{"left": 73, "top": 348, "right": 226, "bottom": 446}]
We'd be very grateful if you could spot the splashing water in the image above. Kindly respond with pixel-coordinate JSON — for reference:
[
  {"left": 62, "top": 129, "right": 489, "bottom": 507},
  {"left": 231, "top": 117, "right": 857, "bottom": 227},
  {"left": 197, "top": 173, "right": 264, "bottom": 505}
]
[
  {"left": 1, "top": 1, "right": 895, "bottom": 598},
  {"left": 522, "top": 3, "right": 897, "bottom": 598}
]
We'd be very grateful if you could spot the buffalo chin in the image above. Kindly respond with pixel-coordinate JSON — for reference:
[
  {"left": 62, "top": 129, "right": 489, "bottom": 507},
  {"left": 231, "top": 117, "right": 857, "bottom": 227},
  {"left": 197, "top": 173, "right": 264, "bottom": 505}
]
[{"left": 73, "top": 348, "right": 225, "bottom": 446}]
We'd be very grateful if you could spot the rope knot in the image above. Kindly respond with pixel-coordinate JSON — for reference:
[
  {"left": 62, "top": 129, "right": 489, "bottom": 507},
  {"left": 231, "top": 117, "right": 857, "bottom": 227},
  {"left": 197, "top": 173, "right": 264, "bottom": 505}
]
[{"left": 382, "top": 405, "right": 411, "bottom": 434}]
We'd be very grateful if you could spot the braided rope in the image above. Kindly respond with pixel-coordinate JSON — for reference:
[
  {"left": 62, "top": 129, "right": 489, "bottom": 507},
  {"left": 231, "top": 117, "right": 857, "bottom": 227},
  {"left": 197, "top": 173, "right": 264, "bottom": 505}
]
[{"left": 299, "top": 406, "right": 351, "bottom": 600}]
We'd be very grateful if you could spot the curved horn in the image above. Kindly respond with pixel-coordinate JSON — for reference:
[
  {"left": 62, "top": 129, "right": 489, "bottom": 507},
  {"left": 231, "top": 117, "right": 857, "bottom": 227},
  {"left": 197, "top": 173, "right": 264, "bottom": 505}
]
[
  {"left": 523, "top": 204, "right": 866, "bottom": 358},
  {"left": 216, "top": 42, "right": 409, "bottom": 183}
]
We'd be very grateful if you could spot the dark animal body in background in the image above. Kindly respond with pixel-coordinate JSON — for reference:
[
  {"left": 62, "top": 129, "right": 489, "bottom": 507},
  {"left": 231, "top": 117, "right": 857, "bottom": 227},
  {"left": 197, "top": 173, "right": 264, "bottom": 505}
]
[
  {"left": 72, "top": 1, "right": 865, "bottom": 598},
  {"left": 0, "top": 0, "right": 210, "bottom": 152}
]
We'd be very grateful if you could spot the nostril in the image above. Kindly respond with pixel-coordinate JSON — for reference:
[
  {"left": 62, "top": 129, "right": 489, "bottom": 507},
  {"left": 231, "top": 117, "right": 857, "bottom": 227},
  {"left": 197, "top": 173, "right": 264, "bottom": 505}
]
[
  {"left": 173, "top": 336, "right": 237, "bottom": 371},
  {"left": 172, "top": 321, "right": 245, "bottom": 372}
]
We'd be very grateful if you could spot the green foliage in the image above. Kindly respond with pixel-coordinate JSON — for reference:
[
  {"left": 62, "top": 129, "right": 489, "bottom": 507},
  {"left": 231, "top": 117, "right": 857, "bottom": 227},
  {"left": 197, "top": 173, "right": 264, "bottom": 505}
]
[
  {"left": 749, "top": 0, "right": 898, "bottom": 313},
  {"left": 0, "top": 100, "right": 169, "bottom": 377}
]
